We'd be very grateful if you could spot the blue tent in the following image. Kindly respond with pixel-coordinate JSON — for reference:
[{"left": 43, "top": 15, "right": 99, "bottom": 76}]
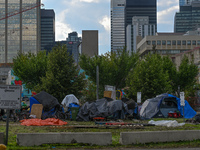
[
  {"left": 168, "top": 94, "right": 196, "bottom": 119},
  {"left": 140, "top": 93, "right": 196, "bottom": 119}
]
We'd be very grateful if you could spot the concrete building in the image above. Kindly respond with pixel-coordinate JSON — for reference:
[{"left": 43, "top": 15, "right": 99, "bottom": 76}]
[
  {"left": 66, "top": 32, "right": 81, "bottom": 64},
  {"left": 111, "top": 0, "right": 125, "bottom": 53},
  {"left": 41, "top": 9, "right": 55, "bottom": 52},
  {"left": 81, "top": 30, "right": 98, "bottom": 57},
  {"left": 174, "top": 1, "right": 200, "bottom": 33},
  {"left": 125, "top": 0, "right": 157, "bottom": 42},
  {"left": 174, "top": 47, "right": 200, "bottom": 83},
  {"left": 126, "top": 16, "right": 156, "bottom": 53},
  {"left": 0, "top": 0, "right": 41, "bottom": 84},
  {"left": 137, "top": 33, "right": 200, "bottom": 59}
]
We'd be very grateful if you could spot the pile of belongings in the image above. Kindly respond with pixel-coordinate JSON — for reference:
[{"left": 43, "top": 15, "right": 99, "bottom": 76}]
[{"left": 76, "top": 98, "right": 136, "bottom": 121}]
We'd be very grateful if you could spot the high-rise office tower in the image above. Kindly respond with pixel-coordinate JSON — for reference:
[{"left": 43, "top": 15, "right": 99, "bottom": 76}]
[
  {"left": 0, "top": 0, "right": 41, "bottom": 63},
  {"left": 111, "top": 0, "right": 125, "bottom": 53},
  {"left": 125, "top": 0, "right": 157, "bottom": 51},
  {"left": 126, "top": 16, "right": 156, "bottom": 53},
  {"left": 41, "top": 9, "right": 55, "bottom": 52},
  {"left": 66, "top": 32, "right": 81, "bottom": 64},
  {"left": 179, "top": 0, "right": 200, "bottom": 6},
  {"left": 179, "top": 0, "right": 186, "bottom": 6},
  {"left": 174, "top": 1, "right": 200, "bottom": 33}
]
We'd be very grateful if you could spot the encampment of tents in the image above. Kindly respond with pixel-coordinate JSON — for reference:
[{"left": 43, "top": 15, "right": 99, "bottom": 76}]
[{"left": 139, "top": 93, "right": 196, "bottom": 119}]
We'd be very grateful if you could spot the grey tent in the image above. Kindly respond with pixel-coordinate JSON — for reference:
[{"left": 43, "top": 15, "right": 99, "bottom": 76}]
[{"left": 139, "top": 93, "right": 196, "bottom": 119}]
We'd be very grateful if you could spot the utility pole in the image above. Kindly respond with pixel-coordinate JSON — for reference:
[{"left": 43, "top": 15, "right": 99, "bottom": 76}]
[{"left": 96, "top": 65, "right": 99, "bottom": 100}]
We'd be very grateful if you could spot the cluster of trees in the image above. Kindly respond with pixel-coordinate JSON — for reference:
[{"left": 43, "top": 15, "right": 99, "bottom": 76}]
[
  {"left": 13, "top": 45, "right": 86, "bottom": 103},
  {"left": 12, "top": 45, "right": 199, "bottom": 103}
]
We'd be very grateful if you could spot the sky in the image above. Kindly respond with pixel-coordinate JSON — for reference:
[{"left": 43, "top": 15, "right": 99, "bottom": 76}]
[{"left": 41, "top": 0, "right": 179, "bottom": 55}]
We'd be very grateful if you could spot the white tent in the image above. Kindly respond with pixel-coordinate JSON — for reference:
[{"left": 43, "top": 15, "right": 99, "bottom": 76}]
[{"left": 61, "top": 94, "right": 79, "bottom": 108}]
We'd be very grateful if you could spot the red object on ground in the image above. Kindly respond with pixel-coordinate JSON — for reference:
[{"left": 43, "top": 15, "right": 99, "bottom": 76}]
[
  {"left": 93, "top": 117, "right": 105, "bottom": 121},
  {"left": 168, "top": 112, "right": 181, "bottom": 118},
  {"left": 20, "top": 118, "right": 68, "bottom": 126}
]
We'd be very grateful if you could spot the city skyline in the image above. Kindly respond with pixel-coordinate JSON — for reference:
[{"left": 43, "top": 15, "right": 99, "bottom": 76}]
[{"left": 41, "top": 0, "right": 179, "bottom": 55}]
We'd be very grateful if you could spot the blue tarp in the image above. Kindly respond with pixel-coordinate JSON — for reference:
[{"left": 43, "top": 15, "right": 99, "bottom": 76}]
[
  {"left": 29, "top": 97, "right": 64, "bottom": 116},
  {"left": 168, "top": 94, "right": 196, "bottom": 119}
]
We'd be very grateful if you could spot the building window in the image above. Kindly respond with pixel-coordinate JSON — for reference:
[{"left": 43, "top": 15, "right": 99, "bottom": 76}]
[
  {"left": 192, "top": 40, "right": 196, "bottom": 45},
  {"left": 198, "top": 41, "right": 200, "bottom": 45},
  {"left": 152, "top": 41, "right": 156, "bottom": 45},
  {"left": 187, "top": 40, "right": 191, "bottom": 45},
  {"left": 177, "top": 40, "right": 181, "bottom": 45},
  {"left": 182, "top": 40, "right": 186, "bottom": 45},
  {"left": 162, "top": 40, "right": 166, "bottom": 45},
  {"left": 157, "top": 40, "right": 161, "bottom": 45},
  {"left": 172, "top": 40, "right": 176, "bottom": 45},
  {"left": 167, "top": 41, "right": 171, "bottom": 45},
  {"left": 147, "top": 41, "right": 151, "bottom": 45}
]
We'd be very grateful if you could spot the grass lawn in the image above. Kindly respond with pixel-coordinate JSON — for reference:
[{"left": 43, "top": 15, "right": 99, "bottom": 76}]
[{"left": 1, "top": 118, "right": 200, "bottom": 149}]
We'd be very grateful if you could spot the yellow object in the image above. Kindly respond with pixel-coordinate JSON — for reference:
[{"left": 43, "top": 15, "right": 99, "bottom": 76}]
[
  {"left": 0, "top": 144, "right": 6, "bottom": 150},
  {"left": 104, "top": 91, "right": 112, "bottom": 98}
]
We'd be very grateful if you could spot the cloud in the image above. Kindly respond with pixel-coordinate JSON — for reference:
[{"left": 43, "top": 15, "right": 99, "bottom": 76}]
[
  {"left": 157, "top": 5, "right": 179, "bottom": 24},
  {"left": 55, "top": 9, "right": 73, "bottom": 41},
  {"left": 41, "top": 0, "right": 47, "bottom": 4},
  {"left": 55, "top": 21, "right": 73, "bottom": 41},
  {"left": 157, "top": 0, "right": 178, "bottom": 7},
  {"left": 99, "top": 16, "right": 110, "bottom": 32},
  {"left": 80, "top": 0, "right": 99, "bottom": 2}
]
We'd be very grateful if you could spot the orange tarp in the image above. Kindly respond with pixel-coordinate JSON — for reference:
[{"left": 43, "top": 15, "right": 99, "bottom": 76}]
[{"left": 20, "top": 118, "right": 67, "bottom": 126}]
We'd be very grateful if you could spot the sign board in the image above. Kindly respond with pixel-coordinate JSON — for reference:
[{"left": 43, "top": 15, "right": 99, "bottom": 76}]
[
  {"left": 30, "top": 104, "right": 43, "bottom": 119},
  {"left": 180, "top": 92, "right": 185, "bottom": 106},
  {"left": 105, "top": 85, "right": 115, "bottom": 91},
  {"left": 0, "top": 85, "right": 22, "bottom": 109},
  {"left": 137, "top": 92, "right": 141, "bottom": 103}
]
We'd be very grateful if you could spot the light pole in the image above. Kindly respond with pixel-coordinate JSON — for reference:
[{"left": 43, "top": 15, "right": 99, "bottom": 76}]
[{"left": 96, "top": 65, "right": 99, "bottom": 100}]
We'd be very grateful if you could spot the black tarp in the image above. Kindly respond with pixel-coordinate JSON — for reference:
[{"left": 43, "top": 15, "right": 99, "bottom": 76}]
[
  {"left": 33, "top": 91, "right": 60, "bottom": 111},
  {"left": 77, "top": 98, "right": 128, "bottom": 121}
]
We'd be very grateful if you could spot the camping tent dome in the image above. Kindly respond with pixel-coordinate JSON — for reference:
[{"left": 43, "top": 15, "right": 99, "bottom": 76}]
[{"left": 139, "top": 93, "right": 196, "bottom": 119}]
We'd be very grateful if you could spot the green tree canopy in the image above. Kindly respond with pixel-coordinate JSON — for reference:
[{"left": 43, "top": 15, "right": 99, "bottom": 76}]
[
  {"left": 79, "top": 49, "right": 139, "bottom": 98},
  {"left": 12, "top": 51, "right": 48, "bottom": 90},
  {"left": 126, "top": 54, "right": 172, "bottom": 102},
  {"left": 34, "top": 44, "right": 86, "bottom": 103},
  {"left": 176, "top": 55, "right": 198, "bottom": 96}
]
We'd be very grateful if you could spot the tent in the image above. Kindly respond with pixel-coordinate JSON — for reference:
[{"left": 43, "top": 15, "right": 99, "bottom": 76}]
[
  {"left": 29, "top": 91, "right": 64, "bottom": 119},
  {"left": 61, "top": 94, "right": 79, "bottom": 108},
  {"left": 33, "top": 91, "right": 60, "bottom": 112},
  {"left": 139, "top": 93, "right": 196, "bottom": 119}
]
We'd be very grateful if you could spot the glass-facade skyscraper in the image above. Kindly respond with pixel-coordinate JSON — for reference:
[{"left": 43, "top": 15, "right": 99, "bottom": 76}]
[
  {"left": 66, "top": 32, "right": 81, "bottom": 64},
  {"left": 111, "top": 0, "right": 125, "bottom": 53},
  {"left": 179, "top": 0, "right": 200, "bottom": 6},
  {"left": 0, "top": 0, "right": 40, "bottom": 63},
  {"left": 55, "top": 32, "right": 81, "bottom": 64},
  {"left": 41, "top": 9, "right": 55, "bottom": 52},
  {"left": 125, "top": 0, "right": 157, "bottom": 33},
  {"left": 174, "top": 1, "right": 200, "bottom": 33},
  {"left": 180, "top": 0, "right": 186, "bottom": 6}
]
